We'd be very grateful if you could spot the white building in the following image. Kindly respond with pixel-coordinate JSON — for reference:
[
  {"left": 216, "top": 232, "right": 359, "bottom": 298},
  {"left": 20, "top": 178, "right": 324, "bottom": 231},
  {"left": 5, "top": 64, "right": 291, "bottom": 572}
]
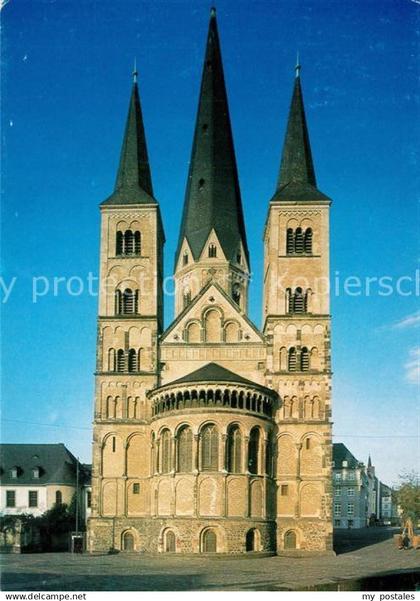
[
  {"left": 332, "top": 443, "right": 368, "bottom": 529},
  {"left": 0, "top": 443, "right": 91, "bottom": 521}
]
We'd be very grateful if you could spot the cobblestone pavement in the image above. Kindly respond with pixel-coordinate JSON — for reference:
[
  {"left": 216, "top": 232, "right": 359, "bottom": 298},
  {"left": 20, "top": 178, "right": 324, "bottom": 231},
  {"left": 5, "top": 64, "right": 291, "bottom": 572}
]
[{"left": 1, "top": 528, "right": 419, "bottom": 591}]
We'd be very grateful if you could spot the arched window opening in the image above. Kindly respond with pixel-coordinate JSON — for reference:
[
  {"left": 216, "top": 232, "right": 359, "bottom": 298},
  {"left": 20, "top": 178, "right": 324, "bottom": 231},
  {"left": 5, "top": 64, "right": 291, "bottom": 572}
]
[
  {"left": 183, "top": 288, "right": 191, "bottom": 308},
  {"left": 305, "top": 438, "right": 311, "bottom": 450},
  {"left": 286, "top": 228, "right": 294, "bottom": 254},
  {"left": 288, "top": 348, "right": 297, "bottom": 372},
  {"left": 124, "top": 230, "right": 134, "bottom": 254},
  {"left": 116, "top": 349, "right": 125, "bottom": 372},
  {"left": 55, "top": 490, "right": 62, "bottom": 505},
  {"left": 293, "top": 288, "right": 305, "bottom": 313},
  {"left": 202, "top": 529, "right": 217, "bottom": 553},
  {"left": 164, "top": 530, "right": 176, "bottom": 553},
  {"left": 301, "top": 347, "right": 310, "bottom": 371},
  {"left": 183, "top": 252, "right": 189, "bottom": 266},
  {"left": 284, "top": 530, "right": 297, "bottom": 550},
  {"left": 232, "top": 283, "right": 241, "bottom": 305},
  {"left": 248, "top": 427, "right": 260, "bottom": 475},
  {"left": 177, "top": 426, "right": 193, "bottom": 473},
  {"left": 227, "top": 426, "right": 242, "bottom": 473},
  {"left": 116, "top": 231, "right": 123, "bottom": 255},
  {"left": 198, "top": 178, "right": 205, "bottom": 190},
  {"left": 128, "top": 349, "right": 137, "bottom": 373},
  {"left": 122, "top": 288, "right": 133, "bottom": 314},
  {"left": 265, "top": 435, "right": 273, "bottom": 477},
  {"left": 304, "top": 228, "right": 313, "bottom": 254},
  {"left": 123, "top": 531, "right": 135, "bottom": 551},
  {"left": 201, "top": 424, "right": 218, "bottom": 471},
  {"left": 134, "top": 231, "right": 141, "bottom": 255},
  {"left": 208, "top": 243, "right": 217, "bottom": 258},
  {"left": 295, "top": 228, "right": 304, "bottom": 254},
  {"left": 160, "top": 429, "right": 171, "bottom": 474}
]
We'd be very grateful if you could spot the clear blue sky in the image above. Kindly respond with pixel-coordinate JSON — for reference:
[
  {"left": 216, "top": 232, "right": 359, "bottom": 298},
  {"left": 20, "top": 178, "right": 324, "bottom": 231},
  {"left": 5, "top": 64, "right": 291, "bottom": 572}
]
[{"left": 1, "top": 0, "right": 419, "bottom": 485}]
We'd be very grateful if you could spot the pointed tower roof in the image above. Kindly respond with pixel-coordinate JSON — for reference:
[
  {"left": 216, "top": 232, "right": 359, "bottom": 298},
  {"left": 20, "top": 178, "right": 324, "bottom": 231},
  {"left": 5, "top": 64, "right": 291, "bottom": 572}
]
[
  {"left": 102, "top": 73, "right": 156, "bottom": 205},
  {"left": 175, "top": 8, "right": 249, "bottom": 266},
  {"left": 368, "top": 454, "right": 372, "bottom": 468},
  {"left": 271, "top": 62, "right": 330, "bottom": 202}
]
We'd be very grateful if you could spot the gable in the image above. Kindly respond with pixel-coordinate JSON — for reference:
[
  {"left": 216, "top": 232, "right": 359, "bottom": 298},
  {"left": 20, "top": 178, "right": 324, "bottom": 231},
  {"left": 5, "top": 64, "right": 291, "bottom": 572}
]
[{"left": 161, "top": 282, "right": 264, "bottom": 345}]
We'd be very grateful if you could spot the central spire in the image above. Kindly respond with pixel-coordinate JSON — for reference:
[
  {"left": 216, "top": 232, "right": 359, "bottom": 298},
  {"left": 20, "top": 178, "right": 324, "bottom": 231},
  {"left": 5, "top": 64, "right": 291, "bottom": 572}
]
[{"left": 175, "top": 9, "right": 249, "bottom": 266}]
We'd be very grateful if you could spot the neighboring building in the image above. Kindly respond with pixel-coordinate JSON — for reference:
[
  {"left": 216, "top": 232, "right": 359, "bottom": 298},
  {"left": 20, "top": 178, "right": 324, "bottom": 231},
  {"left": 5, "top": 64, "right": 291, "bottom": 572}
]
[
  {"left": 379, "top": 482, "right": 398, "bottom": 525},
  {"left": 89, "top": 9, "right": 334, "bottom": 555},
  {"left": 0, "top": 444, "right": 91, "bottom": 522},
  {"left": 332, "top": 444, "right": 368, "bottom": 529},
  {"left": 366, "top": 455, "right": 380, "bottom": 524}
]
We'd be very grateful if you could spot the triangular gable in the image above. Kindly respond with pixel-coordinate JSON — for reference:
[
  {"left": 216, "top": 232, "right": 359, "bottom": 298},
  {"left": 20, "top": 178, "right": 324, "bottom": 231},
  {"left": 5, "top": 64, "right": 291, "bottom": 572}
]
[
  {"left": 198, "top": 229, "right": 227, "bottom": 262},
  {"left": 175, "top": 238, "right": 195, "bottom": 273},
  {"left": 161, "top": 280, "right": 264, "bottom": 344}
]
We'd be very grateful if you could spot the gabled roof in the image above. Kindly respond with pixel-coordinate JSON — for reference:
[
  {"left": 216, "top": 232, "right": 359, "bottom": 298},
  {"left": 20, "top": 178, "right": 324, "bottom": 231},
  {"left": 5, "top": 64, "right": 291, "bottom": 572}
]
[
  {"left": 158, "top": 362, "right": 276, "bottom": 397},
  {"left": 271, "top": 68, "right": 330, "bottom": 203},
  {"left": 0, "top": 444, "right": 90, "bottom": 486},
  {"left": 175, "top": 9, "right": 249, "bottom": 267},
  {"left": 161, "top": 279, "right": 264, "bottom": 343},
  {"left": 102, "top": 80, "right": 157, "bottom": 206},
  {"left": 333, "top": 443, "right": 360, "bottom": 470}
]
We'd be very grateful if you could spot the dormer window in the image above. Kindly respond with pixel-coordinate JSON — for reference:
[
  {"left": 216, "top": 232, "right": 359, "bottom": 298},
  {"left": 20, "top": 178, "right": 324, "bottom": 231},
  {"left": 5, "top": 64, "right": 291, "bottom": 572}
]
[
  {"left": 342, "top": 460, "right": 348, "bottom": 467},
  {"left": 32, "top": 467, "right": 40, "bottom": 479},
  {"left": 198, "top": 178, "right": 205, "bottom": 191},
  {"left": 232, "top": 283, "right": 241, "bottom": 305},
  {"left": 208, "top": 244, "right": 217, "bottom": 258},
  {"left": 10, "top": 467, "right": 18, "bottom": 479}
]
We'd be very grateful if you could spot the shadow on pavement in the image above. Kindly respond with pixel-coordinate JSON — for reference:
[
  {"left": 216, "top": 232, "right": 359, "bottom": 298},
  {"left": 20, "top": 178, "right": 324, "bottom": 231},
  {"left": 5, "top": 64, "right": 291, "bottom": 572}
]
[{"left": 334, "top": 526, "right": 397, "bottom": 554}]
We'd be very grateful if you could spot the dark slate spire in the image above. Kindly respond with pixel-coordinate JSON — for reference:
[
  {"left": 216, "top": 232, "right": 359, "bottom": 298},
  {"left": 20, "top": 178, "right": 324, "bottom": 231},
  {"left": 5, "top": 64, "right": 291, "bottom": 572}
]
[
  {"left": 271, "top": 63, "right": 329, "bottom": 202},
  {"left": 175, "top": 8, "right": 249, "bottom": 265},
  {"left": 102, "top": 72, "right": 155, "bottom": 205}
]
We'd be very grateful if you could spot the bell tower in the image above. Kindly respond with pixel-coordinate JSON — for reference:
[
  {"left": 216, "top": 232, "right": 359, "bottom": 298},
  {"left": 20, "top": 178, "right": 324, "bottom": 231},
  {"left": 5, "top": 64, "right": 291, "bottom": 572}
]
[
  {"left": 263, "top": 63, "right": 333, "bottom": 551},
  {"left": 90, "top": 70, "right": 165, "bottom": 529}
]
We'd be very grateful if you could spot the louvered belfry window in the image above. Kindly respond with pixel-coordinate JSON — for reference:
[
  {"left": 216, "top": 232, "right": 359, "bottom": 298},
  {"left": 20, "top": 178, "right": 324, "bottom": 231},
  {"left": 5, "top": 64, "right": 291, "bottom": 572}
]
[
  {"left": 301, "top": 347, "right": 310, "bottom": 371},
  {"left": 304, "top": 228, "right": 313, "bottom": 253},
  {"left": 116, "top": 230, "right": 141, "bottom": 256},
  {"left": 288, "top": 347, "right": 297, "bottom": 371},
  {"left": 116, "top": 349, "right": 125, "bottom": 372},
  {"left": 128, "top": 349, "right": 137, "bottom": 373}
]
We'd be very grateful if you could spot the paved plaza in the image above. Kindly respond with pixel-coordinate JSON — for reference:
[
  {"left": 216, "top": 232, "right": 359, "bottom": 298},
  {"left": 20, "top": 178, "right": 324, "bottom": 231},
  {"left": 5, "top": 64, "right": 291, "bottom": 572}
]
[{"left": 1, "top": 528, "right": 419, "bottom": 591}]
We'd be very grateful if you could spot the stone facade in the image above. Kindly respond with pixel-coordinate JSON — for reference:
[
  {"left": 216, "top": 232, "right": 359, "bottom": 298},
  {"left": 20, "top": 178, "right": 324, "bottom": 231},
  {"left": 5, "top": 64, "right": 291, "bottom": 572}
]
[{"left": 88, "top": 11, "right": 333, "bottom": 555}]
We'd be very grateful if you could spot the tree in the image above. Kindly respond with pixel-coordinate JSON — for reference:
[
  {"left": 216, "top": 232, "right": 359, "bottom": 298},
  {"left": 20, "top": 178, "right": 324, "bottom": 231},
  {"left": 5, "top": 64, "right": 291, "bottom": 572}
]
[{"left": 393, "top": 471, "right": 420, "bottom": 522}]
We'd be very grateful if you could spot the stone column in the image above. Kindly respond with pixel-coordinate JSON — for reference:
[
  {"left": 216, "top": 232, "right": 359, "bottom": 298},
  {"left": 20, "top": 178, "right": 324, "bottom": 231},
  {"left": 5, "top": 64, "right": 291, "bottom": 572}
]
[
  {"left": 220, "top": 433, "right": 227, "bottom": 472},
  {"left": 171, "top": 435, "right": 176, "bottom": 474},
  {"left": 243, "top": 436, "right": 250, "bottom": 475},
  {"left": 194, "top": 434, "right": 200, "bottom": 472}
]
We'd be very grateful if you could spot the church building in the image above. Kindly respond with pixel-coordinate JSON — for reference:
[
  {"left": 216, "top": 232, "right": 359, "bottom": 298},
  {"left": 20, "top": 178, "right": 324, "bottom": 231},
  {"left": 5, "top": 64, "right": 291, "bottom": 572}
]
[{"left": 88, "top": 9, "right": 333, "bottom": 555}]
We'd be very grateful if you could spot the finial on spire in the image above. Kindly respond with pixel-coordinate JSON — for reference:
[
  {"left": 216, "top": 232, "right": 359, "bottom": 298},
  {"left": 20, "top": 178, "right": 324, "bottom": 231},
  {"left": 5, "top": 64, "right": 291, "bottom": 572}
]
[
  {"left": 210, "top": 6, "right": 216, "bottom": 17},
  {"left": 295, "top": 51, "right": 301, "bottom": 78},
  {"left": 132, "top": 57, "right": 138, "bottom": 84}
]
